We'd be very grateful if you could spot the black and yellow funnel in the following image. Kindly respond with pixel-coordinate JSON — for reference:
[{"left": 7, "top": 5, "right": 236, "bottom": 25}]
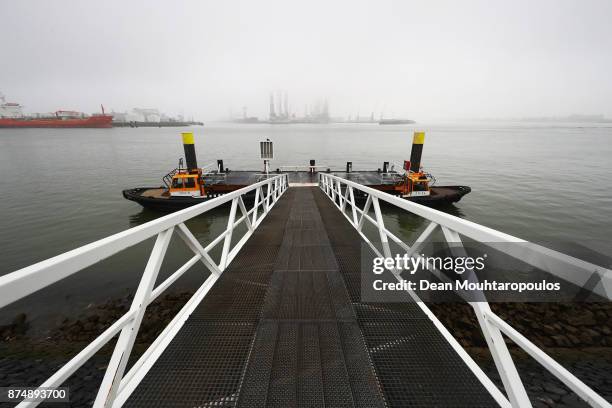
[
  {"left": 182, "top": 132, "right": 198, "bottom": 170},
  {"left": 408, "top": 131, "right": 425, "bottom": 173}
]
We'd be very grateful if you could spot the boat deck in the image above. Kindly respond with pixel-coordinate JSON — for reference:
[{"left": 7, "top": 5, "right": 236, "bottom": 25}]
[
  {"left": 124, "top": 187, "right": 496, "bottom": 407},
  {"left": 203, "top": 170, "right": 402, "bottom": 187},
  {"left": 141, "top": 188, "right": 167, "bottom": 198}
]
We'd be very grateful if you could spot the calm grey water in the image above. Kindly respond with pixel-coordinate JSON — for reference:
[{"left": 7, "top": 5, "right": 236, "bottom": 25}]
[{"left": 1, "top": 123, "right": 611, "bottom": 329}]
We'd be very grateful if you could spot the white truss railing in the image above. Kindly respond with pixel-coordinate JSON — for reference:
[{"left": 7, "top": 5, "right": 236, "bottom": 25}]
[
  {"left": 0, "top": 174, "right": 289, "bottom": 408},
  {"left": 319, "top": 172, "right": 611, "bottom": 408}
]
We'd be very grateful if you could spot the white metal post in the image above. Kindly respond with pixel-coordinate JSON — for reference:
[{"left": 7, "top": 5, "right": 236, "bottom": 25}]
[
  {"left": 273, "top": 178, "right": 277, "bottom": 202},
  {"left": 371, "top": 197, "right": 392, "bottom": 258},
  {"left": 274, "top": 178, "right": 279, "bottom": 201},
  {"left": 94, "top": 227, "right": 174, "bottom": 408},
  {"left": 340, "top": 183, "right": 350, "bottom": 214},
  {"left": 441, "top": 227, "right": 532, "bottom": 408},
  {"left": 348, "top": 186, "right": 358, "bottom": 227},
  {"left": 336, "top": 179, "right": 343, "bottom": 208},
  {"left": 220, "top": 198, "right": 238, "bottom": 270},
  {"left": 330, "top": 177, "right": 336, "bottom": 201},
  {"left": 262, "top": 185, "right": 269, "bottom": 213},
  {"left": 266, "top": 180, "right": 271, "bottom": 209},
  {"left": 252, "top": 186, "right": 261, "bottom": 226}
]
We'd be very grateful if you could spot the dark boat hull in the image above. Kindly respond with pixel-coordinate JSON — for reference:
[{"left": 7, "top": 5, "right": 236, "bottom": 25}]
[
  {"left": 353, "top": 185, "right": 471, "bottom": 206},
  {"left": 122, "top": 187, "right": 258, "bottom": 212},
  {"left": 406, "top": 186, "right": 471, "bottom": 205},
  {"left": 123, "top": 185, "right": 471, "bottom": 212}
]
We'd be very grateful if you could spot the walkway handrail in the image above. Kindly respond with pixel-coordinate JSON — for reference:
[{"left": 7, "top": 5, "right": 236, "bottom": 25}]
[
  {"left": 319, "top": 172, "right": 611, "bottom": 408},
  {"left": 0, "top": 173, "right": 289, "bottom": 408}
]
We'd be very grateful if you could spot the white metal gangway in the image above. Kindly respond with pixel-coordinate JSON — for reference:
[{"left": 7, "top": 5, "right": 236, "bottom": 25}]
[
  {"left": 0, "top": 174, "right": 289, "bottom": 408},
  {"left": 319, "top": 172, "right": 612, "bottom": 408}
]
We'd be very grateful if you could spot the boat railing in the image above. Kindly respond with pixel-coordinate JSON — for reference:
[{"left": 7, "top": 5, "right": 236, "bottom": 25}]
[
  {"left": 0, "top": 173, "right": 289, "bottom": 408},
  {"left": 279, "top": 164, "right": 329, "bottom": 172},
  {"left": 162, "top": 168, "right": 178, "bottom": 188},
  {"left": 319, "top": 172, "right": 611, "bottom": 408},
  {"left": 199, "top": 161, "right": 221, "bottom": 173}
]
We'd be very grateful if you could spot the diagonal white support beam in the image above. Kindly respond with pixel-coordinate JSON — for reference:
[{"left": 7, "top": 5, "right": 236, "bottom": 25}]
[
  {"left": 331, "top": 178, "right": 336, "bottom": 201},
  {"left": 441, "top": 226, "right": 532, "bottom": 408},
  {"left": 348, "top": 186, "right": 358, "bottom": 227},
  {"left": 94, "top": 227, "right": 174, "bottom": 408},
  {"left": 357, "top": 194, "right": 372, "bottom": 232},
  {"left": 114, "top": 272, "right": 221, "bottom": 406},
  {"left": 252, "top": 185, "right": 261, "bottom": 225},
  {"left": 486, "top": 312, "right": 611, "bottom": 408},
  {"left": 407, "top": 221, "right": 438, "bottom": 258},
  {"left": 238, "top": 196, "right": 254, "bottom": 232},
  {"left": 276, "top": 177, "right": 280, "bottom": 199},
  {"left": 220, "top": 198, "right": 238, "bottom": 270},
  {"left": 336, "top": 179, "right": 344, "bottom": 208},
  {"left": 261, "top": 185, "right": 269, "bottom": 213},
  {"left": 340, "top": 182, "right": 350, "bottom": 213},
  {"left": 266, "top": 180, "right": 272, "bottom": 209},
  {"left": 176, "top": 223, "right": 221, "bottom": 276},
  {"left": 372, "top": 196, "right": 392, "bottom": 259}
]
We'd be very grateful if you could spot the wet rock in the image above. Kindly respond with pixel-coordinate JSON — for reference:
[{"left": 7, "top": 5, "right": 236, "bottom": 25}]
[
  {"left": 0, "top": 313, "right": 29, "bottom": 339},
  {"left": 560, "top": 394, "right": 585, "bottom": 407},
  {"left": 427, "top": 303, "right": 612, "bottom": 349},
  {"left": 564, "top": 325, "right": 578, "bottom": 334},
  {"left": 535, "top": 396, "right": 556, "bottom": 407},
  {"left": 552, "top": 335, "right": 572, "bottom": 347},
  {"left": 578, "top": 331, "right": 596, "bottom": 346},
  {"left": 83, "top": 322, "right": 96, "bottom": 332},
  {"left": 87, "top": 315, "right": 100, "bottom": 323},
  {"left": 542, "top": 382, "right": 567, "bottom": 396},
  {"left": 566, "top": 311, "right": 596, "bottom": 326}
]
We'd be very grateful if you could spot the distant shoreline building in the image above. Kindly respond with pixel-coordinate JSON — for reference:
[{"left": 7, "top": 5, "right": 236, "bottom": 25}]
[
  {"left": 111, "top": 108, "right": 185, "bottom": 124},
  {"left": 268, "top": 91, "right": 330, "bottom": 124}
]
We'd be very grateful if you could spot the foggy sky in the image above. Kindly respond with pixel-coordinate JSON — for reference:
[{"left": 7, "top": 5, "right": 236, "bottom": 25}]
[{"left": 2, "top": 0, "right": 612, "bottom": 121}]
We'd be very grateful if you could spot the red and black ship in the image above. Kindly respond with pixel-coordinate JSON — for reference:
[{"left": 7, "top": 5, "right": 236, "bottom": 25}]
[{"left": 0, "top": 94, "right": 112, "bottom": 128}]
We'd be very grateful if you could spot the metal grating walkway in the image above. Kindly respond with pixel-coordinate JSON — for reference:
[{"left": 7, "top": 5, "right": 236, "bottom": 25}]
[{"left": 125, "top": 187, "right": 497, "bottom": 407}]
